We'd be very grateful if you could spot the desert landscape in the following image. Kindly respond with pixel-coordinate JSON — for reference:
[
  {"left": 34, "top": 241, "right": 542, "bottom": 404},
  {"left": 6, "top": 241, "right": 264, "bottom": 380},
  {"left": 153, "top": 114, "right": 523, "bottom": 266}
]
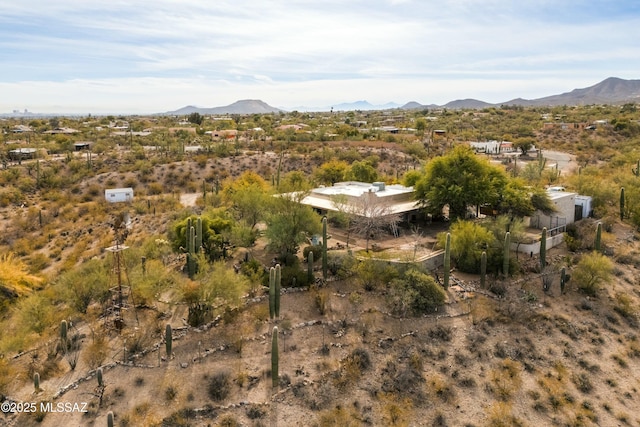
[{"left": 1, "top": 99, "right": 640, "bottom": 427}]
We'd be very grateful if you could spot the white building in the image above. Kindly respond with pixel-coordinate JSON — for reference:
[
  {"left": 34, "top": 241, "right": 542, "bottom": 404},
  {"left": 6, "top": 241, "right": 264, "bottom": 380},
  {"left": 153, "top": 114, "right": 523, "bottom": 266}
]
[
  {"left": 105, "top": 188, "right": 134, "bottom": 203},
  {"left": 299, "top": 181, "right": 420, "bottom": 221}
]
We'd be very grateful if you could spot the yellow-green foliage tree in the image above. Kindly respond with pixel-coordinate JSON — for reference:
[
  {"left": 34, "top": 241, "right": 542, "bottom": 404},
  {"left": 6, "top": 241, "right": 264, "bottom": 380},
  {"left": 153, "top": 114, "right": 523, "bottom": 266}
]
[
  {"left": 182, "top": 261, "right": 250, "bottom": 308},
  {"left": 0, "top": 252, "right": 43, "bottom": 313},
  {"left": 314, "top": 159, "right": 350, "bottom": 185},
  {"left": 222, "top": 171, "right": 271, "bottom": 229},
  {"left": 55, "top": 258, "right": 110, "bottom": 314},
  {"left": 438, "top": 220, "right": 495, "bottom": 274},
  {"left": 572, "top": 252, "right": 613, "bottom": 296}
]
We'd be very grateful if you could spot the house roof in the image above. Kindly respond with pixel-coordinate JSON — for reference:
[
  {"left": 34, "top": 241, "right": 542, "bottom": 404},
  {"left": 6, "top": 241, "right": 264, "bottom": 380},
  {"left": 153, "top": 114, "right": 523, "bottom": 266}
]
[{"left": 297, "top": 181, "right": 420, "bottom": 217}]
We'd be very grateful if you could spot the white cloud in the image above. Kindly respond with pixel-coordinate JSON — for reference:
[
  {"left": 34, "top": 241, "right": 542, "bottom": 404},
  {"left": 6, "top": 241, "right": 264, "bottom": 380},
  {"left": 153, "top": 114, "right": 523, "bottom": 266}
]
[{"left": 1, "top": 1, "right": 639, "bottom": 113}]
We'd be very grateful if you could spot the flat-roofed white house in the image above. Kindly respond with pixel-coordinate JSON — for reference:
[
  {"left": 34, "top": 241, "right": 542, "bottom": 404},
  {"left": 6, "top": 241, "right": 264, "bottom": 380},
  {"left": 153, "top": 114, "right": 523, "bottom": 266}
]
[
  {"left": 105, "top": 188, "right": 134, "bottom": 203},
  {"left": 298, "top": 181, "right": 420, "bottom": 222},
  {"left": 529, "top": 188, "right": 592, "bottom": 232}
]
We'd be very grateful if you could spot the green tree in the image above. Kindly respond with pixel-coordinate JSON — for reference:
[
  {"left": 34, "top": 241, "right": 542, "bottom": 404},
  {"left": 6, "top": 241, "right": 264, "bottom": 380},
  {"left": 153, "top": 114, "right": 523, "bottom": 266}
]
[
  {"left": 572, "top": 252, "right": 613, "bottom": 296},
  {"left": 57, "top": 258, "right": 110, "bottom": 314},
  {"left": 314, "top": 160, "right": 349, "bottom": 185},
  {"left": 345, "top": 160, "right": 378, "bottom": 183},
  {"left": 222, "top": 171, "right": 271, "bottom": 229},
  {"left": 266, "top": 192, "right": 322, "bottom": 259},
  {"left": 415, "top": 145, "right": 507, "bottom": 219},
  {"left": 187, "top": 112, "right": 203, "bottom": 125},
  {"left": 512, "top": 137, "right": 534, "bottom": 155},
  {"left": 438, "top": 220, "right": 496, "bottom": 273}
]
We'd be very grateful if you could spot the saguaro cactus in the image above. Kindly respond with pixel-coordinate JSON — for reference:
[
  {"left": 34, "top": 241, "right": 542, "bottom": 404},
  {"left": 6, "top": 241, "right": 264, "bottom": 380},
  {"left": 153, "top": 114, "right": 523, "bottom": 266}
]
[
  {"left": 60, "top": 319, "right": 68, "bottom": 355},
  {"left": 322, "top": 217, "right": 328, "bottom": 280},
  {"left": 307, "top": 250, "right": 314, "bottom": 284},
  {"left": 620, "top": 187, "right": 625, "bottom": 221},
  {"left": 33, "top": 372, "right": 40, "bottom": 392},
  {"left": 633, "top": 160, "right": 640, "bottom": 177},
  {"left": 275, "top": 264, "right": 281, "bottom": 318},
  {"left": 540, "top": 227, "right": 547, "bottom": 270},
  {"left": 165, "top": 324, "right": 172, "bottom": 358},
  {"left": 595, "top": 221, "right": 602, "bottom": 252},
  {"left": 107, "top": 411, "right": 114, "bottom": 427},
  {"left": 480, "top": 251, "right": 487, "bottom": 288},
  {"left": 443, "top": 232, "right": 451, "bottom": 289},
  {"left": 503, "top": 231, "right": 511, "bottom": 277},
  {"left": 60, "top": 319, "right": 68, "bottom": 342},
  {"left": 560, "top": 266, "right": 567, "bottom": 294},
  {"left": 271, "top": 326, "right": 279, "bottom": 388},
  {"left": 97, "top": 367, "right": 104, "bottom": 387},
  {"left": 195, "top": 217, "right": 203, "bottom": 252},
  {"left": 269, "top": 267, "right": 276, "bottom": 320}
]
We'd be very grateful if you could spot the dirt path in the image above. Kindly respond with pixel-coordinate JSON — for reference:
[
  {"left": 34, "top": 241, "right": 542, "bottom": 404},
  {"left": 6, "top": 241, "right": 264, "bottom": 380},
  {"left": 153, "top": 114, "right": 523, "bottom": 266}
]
[{"left": 179, "top": 193, "right": 199, "bottom": 207}]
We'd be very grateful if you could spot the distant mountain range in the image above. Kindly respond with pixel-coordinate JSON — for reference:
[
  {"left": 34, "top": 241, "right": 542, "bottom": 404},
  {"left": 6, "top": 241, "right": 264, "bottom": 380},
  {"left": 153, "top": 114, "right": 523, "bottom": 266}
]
[
  {"left": 166, "top": 99, "right": 283, "bottom": 115},
  {"left": 165, "top": 77, "right": 640, "bottom": 115}
]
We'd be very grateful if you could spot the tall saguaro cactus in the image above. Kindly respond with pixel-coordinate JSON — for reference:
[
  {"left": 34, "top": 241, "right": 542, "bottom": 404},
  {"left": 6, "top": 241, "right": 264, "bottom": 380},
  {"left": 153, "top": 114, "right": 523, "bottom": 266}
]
[
  {"left": 480, "top": 251, "right": 487, "bottom": 288},
  {"left": 271, "top": 326, "right": 279, "bottom": 389},
  {"left": 165, "top": 324, "right": 172, "bottom": 358},
  {"left": 560, "top": 266, "right": 567, "bottom": 294},
  {"left": 307, "top": 250, "right": 314, "bottom": 284},
  {"left": 540, "top": 227, "right": 547, "bottom": 270},
  {"left": 443, "top": 232, "right": 451, "bottom": 289},
  {"left": 595, "top": 221, "right": 602, "bottom": 252},
  {"left": 620, "top": 187, "right": 625, "bottom": 221},
  {"left": 195, "top": 217, "right": 203, "bottom": 252},
  {"left": 275, "top": 264, "right": 281, "bottom": 318},
  {"left": 107, "top": 411, "right": 114, "bottom": 427},
  {"left": 33, "top": 372, "right": 40, "bottom": 392},
  {"left": 97, "top": 367, "right": 104, "bottom": 387},
  {"left": 503, "top": 231, "right": 511, "bottom": 277},
  {"left": 322, "top": 217, "right": 328, "bottom": 280},
  {"left": 60, "top": 319, "right": 68, "bottom": 355},
  {"left": 269, "top": 267, "right": 276, "bottom": 320}
]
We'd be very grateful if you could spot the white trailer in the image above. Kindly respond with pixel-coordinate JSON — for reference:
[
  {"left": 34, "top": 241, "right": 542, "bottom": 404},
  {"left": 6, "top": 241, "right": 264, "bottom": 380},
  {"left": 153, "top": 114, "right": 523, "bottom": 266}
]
[{"left": 105, "top": 188, "right": 134, "bottom": 203}]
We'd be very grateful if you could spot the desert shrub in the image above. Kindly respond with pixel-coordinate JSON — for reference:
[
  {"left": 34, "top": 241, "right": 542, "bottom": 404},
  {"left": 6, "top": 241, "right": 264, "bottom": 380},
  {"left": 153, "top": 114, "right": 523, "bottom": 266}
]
[
  {"left": 313, "top": 288, "right": 329, "bottom": 315},
  {"left": 428, "top": 325, "right": 453, "bottom": 342},
  {"left": 355, "top": 258, "right": 398, "bottom": 291},
  {"left": 246, "top": 405, "right": 266, "bottom": 419},
  {"left": 165, "top": 385, "right": 178, "bottom": 401},
  {"left": 485, "top": 402, "right": 524, "bottom": 427},
  {"left": 613, "top": 293, "right": 637, "bottom": 323},
  {"left": 327, "top": 252, "right": 357, "bottom": 279},
  {"left": 428, "top": 374, "right": 456, "bottom": 403},
  {"left": 147, "top": 182, "right": 164, "bottom": 195},
  {"left": 488, "top": 359, "right": 522, "bottom": 401},
  {"left": 281, "top": 263, "right": 309, "bottom": 287},
  {"left": 572, "top": 252, "right": 613, "bottom": 296},
  {"left": 387, "top": 269, "right": 445, "bottom": 316},
  {"left": 317, "top": 406, "right": 361, "bottom": 427},
  {"left": 572, "top": 373, "right": 593, "bottom": 394},
  {"left": 216, "top": 415, "right": 239, "bottom": 427},
  {"left": 82, "top": 332, "right": 108, "bottom": 369},
  {"left": 208, "top": 371, "right": 231, "bottom": 401},
  {"left": 348, "top": 348, "right": 371, "bottom": 372},
  {"left": 303, "top": 245, "right": 322, "bottom": 262},
  {"left": 55, "top": 258, "right": 110, "bottom": 314}
]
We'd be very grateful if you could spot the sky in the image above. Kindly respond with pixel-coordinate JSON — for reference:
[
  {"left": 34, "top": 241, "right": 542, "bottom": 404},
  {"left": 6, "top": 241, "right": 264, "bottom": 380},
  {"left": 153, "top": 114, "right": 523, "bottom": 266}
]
[{"left": 1, "top": 0, "right": 639, "bottom": 114}]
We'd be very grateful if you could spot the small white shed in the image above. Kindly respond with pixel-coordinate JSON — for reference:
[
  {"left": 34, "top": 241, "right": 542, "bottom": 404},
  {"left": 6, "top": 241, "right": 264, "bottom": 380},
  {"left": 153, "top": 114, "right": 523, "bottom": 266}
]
[{"left": 105, "top": 188, "right": 134, "bottom": 203}]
